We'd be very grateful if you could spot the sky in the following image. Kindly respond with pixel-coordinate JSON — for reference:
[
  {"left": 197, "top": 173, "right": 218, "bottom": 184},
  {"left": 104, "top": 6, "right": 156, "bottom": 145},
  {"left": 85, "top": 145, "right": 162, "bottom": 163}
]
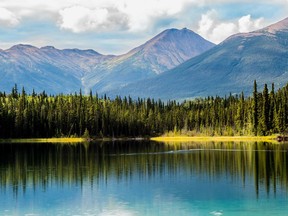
[{"left": 0, "top": 0, "right": 287, "bottom": 55}]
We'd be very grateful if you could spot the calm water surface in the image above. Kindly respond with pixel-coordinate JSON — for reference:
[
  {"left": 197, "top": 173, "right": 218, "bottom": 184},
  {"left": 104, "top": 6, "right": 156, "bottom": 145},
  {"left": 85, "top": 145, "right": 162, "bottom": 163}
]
[{"left": 0, "top": 141, "right": 288, "bottom": 215}]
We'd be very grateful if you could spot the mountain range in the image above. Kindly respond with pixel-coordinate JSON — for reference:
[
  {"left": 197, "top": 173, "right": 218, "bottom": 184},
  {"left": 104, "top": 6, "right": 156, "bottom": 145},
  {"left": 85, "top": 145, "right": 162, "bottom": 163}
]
[
  {"left": 84, "top": 28, "right": 215, "bottom": 93},
  {"left": 0, "top": 17, "right": 287, "bottom": 100},
  {"left": 0, "top": 45, "right": 113, "bottom": 93},
  {"left": 0, "top": 28, "right": 214, "bottom": 95},
  {"left": 109, "top": 17, "right": 288, "bottom": 100}
]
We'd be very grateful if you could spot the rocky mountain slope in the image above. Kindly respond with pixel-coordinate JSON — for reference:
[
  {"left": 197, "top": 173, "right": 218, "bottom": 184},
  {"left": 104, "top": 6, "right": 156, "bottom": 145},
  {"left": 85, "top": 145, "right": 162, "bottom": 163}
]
[
  {"left": 110, "top": 17, "right": 288, "bottom": 100},
  {"left": 0, "top": 45, "right": 113, "bottom": 93},
  {"left": 0, "top": 28, "right": 214, "bottom": 94},
  {"left": 83, "top": 28, "right": 215, "bottom": 93}
]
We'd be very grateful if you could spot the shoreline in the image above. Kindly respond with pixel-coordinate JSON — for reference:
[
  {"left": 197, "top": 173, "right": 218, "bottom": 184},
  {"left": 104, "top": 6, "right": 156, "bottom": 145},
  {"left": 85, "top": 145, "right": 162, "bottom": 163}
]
[
  {"left": 0, "top": 138, "right": 87, "bottom": 143},
  {"left": 150, "top": 135, "right": 278, "bottom": 143},
  {"left": 0, "top": 137, "right": 148, "bottom": 143},
  {"left": 0, "top": 135, "right": 279, "bottom": 143}
]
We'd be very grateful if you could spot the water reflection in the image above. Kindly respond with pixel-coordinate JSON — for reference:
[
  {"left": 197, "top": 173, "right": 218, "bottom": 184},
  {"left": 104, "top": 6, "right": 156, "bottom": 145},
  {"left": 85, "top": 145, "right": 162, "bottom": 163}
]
[{"left": 0, "top": 141, "right": 288, "bottom": 197}]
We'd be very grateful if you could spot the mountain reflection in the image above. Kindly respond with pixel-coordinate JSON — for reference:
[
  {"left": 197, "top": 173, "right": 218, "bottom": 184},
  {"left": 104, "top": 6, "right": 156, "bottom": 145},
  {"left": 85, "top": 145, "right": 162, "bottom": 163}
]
[{"left": 1, "top": 141, "right": 288, "bottom": 196}]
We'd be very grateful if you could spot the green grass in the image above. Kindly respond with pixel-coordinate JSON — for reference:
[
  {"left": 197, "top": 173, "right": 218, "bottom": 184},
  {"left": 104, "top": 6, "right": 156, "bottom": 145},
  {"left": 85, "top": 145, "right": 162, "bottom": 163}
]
[
  {"left": 151, "top": 135, "right": 278, "bottom": 143},
  {"left": 0, "top": 135, "right": 279, "bottom": 144},
  {"left": 0, "top": 137, "right": 86, "bottom": 143},
  {"left": 0, "top": 137, "right": 147, "bottom": 143}
]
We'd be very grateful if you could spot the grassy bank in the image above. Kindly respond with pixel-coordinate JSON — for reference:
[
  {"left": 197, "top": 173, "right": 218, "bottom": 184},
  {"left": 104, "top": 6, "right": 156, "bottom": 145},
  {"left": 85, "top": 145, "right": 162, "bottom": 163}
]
[
  {"left": 0, "top": 135, "right": 279, "bottom": 144},
  {"left": 0, "top": 137, "right": 148, "bottom": 143},
  {"left": 0, "top": 137, "right": 87, "bottom": 143},
  {"left": 151, "top": 135, "right": 277, "bottom": 143}
]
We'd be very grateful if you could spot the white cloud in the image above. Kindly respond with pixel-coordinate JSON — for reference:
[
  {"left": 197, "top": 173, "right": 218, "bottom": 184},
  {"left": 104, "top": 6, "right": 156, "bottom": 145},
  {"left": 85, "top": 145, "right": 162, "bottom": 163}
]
[
  {"left": 212, "top": 22, "right": 237, "bottom": 43},
  {"left": 0, "top": 0, "right": 196, "bottom": 32},
  {"left": 59, "top": 6, "right": 128, "bottom": 33},
  {"left": 0, "top": 7, "right": 19, "bottom": 27},
  {"left": 101, "top": 0, "right": 193, "bottom": 32},
  {"left": 0, "top": 0, "right": 286, "bottom": 34},
  {"left": 56, "top": 0, "right": 197, "bottom": 33},
  {"left": 197, "top": 10, "right": 217, "bottom": 40},
  {"left": 0, "top": 0, "right": 287, "bottom": 53},
  {"left": 197, "top": 11, "right": 267, "bottom": 44},
  {"left": 238, "top": 15, "right": 264, "bottom": 32}
]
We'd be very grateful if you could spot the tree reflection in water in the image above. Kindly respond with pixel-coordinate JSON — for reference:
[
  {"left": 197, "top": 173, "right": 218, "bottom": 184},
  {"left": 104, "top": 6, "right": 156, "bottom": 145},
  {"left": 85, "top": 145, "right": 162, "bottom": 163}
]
[{"left": 0, "top": 141, "right": 288, "bottom": 197}]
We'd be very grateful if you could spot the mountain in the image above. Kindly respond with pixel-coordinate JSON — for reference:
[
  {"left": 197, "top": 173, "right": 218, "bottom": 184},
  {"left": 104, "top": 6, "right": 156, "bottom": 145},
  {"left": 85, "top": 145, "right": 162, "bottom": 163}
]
[
  {"left": 0, "top": 28, "right": 214, "bottom": 94},
  {"left": 110, "top": 17, "right": 288, "bottom": 100},
  {"left": 83, "top": 28, "right": 215, "bottom": 93},
  {"left": 0, "top": 45, "right": 113, "bottom": 93}
]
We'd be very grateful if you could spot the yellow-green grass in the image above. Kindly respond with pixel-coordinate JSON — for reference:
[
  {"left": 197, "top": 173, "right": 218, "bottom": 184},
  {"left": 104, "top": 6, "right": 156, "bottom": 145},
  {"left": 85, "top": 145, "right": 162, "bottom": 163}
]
[
  {"left": 151, "top": 135, "right": 277, "bottom": 143},
  {"left": 0, "top": 137, "right": 145, "bottom": 143},
  {"left": 0, "top": 136, "right": 279, "bottom": 144},
  {"left": 0, "top": 137, "right": 86, "bottom": 143}
]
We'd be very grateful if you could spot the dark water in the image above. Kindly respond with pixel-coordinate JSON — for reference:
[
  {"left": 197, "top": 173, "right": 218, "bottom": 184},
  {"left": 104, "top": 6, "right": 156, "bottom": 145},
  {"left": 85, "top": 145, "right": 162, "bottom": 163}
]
[{"left": 0, "top": 141, "right": 288, "bottom": 215}]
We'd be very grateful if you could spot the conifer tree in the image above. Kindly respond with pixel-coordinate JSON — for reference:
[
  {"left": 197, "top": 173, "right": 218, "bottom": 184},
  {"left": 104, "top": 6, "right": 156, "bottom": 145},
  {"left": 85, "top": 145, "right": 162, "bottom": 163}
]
[
  {"left": 252, "top": 80, "right": 258, "bottom": 135},
  {"left": 259, "top": 84, "right": 269, "bottom": 135}
]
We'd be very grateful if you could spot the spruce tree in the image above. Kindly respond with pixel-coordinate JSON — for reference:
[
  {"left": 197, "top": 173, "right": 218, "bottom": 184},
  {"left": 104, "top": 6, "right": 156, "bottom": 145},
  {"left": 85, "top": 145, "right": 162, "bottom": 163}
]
[
  {"left": 252, "top": 80, "right": 258, "bottom": 135},
  {"left": 259, "top": 84, "right": 269, "bottom": 135}
]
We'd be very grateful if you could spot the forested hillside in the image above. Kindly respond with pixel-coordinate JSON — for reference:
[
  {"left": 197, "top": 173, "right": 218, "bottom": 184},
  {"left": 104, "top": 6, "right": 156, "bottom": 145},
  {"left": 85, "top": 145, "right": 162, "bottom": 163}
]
[{"left": 0, "top": 81, "right": 287, "bottom": 138}]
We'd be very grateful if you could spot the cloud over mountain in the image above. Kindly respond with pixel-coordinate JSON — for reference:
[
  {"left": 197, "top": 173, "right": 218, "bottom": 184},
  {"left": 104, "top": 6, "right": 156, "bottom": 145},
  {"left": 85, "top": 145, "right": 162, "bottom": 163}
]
[
  {"left": 1, "top": 0, "right": 286, "bottom": 34},
  {"left": 0, "top": 0, "right": 287, "bottom": 54},
  {"left": 197, "top": 10, "right": 265, "bottom": 43}
]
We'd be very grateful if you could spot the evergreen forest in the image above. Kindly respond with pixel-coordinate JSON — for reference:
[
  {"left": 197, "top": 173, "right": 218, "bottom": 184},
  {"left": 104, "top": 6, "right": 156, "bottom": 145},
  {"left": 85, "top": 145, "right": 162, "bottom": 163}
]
[{"left": 0, "top": 81, "right": 287, "bottom": 138}]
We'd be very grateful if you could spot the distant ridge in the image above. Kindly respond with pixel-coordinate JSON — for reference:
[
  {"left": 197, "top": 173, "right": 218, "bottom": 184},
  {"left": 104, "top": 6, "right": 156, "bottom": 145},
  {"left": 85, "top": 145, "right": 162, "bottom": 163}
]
[
  {"left": 83, "top": 28, "right": 215, "bottom": 93},
  {"left": 0, "top": 45, "right": 113, "bottom": 93},
  {"left": 0, "top": 28, "right": 214, "bottom": 94},
  {"left": 109, "top": 17, "right": 288, "bottom": 100}
]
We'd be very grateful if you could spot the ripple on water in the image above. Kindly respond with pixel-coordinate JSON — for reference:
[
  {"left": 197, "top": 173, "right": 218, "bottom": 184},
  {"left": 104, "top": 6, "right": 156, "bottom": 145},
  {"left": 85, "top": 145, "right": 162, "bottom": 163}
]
[{"left": 210, "top": 210, "right": 223, "bottom": 216}]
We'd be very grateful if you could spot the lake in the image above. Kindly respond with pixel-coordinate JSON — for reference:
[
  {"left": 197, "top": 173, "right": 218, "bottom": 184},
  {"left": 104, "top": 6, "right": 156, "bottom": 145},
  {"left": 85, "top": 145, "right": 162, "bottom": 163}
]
[{"left": 0, "top": 140, "right": 288, "bottom": 216}]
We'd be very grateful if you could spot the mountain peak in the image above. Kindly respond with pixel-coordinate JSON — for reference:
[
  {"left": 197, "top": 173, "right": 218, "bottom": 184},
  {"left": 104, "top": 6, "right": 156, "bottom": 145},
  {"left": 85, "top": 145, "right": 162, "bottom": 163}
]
[
  {"left": 114, "top": 16, "right": 288, "bottom": 100},
  {"left": 9, "top": 44, "right": 38, "bottom": 51},
  {"left": 157, "top": 27, "right": 199, "bottom": 38},
  {"left": 41, "top": 46, "right": 56, "bottom": 50},
  {"left": 162, "top": 27, "right": 189, "bottom": 32},
  {"left": 0, "top": 26, "right": 216, "bottom": 96},
  {"left": 137, "top": 27, "right": 214, "bottom": 53},
  {"left": 63, "top": 48, "right": 101, "bottom": 56}
]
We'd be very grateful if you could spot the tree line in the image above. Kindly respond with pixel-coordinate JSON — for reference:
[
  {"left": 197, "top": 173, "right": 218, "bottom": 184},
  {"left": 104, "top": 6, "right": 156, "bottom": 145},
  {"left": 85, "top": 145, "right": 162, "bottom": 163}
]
[{"left": 0, "top": 81, "right": 287, "bottom": 138}]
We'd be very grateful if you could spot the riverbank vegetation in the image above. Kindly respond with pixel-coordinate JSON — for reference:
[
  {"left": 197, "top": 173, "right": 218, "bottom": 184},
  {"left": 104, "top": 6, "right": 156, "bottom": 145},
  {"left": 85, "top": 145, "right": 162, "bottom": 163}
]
[
  {"left": 151, "top": 136, "right": 277, "bottom": 143},
  {"left": 0, "top": 81, "right": 287, "bottom": 138},
  {"left": 0, "top": 138, "right": 86, "bottom": 143}
]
